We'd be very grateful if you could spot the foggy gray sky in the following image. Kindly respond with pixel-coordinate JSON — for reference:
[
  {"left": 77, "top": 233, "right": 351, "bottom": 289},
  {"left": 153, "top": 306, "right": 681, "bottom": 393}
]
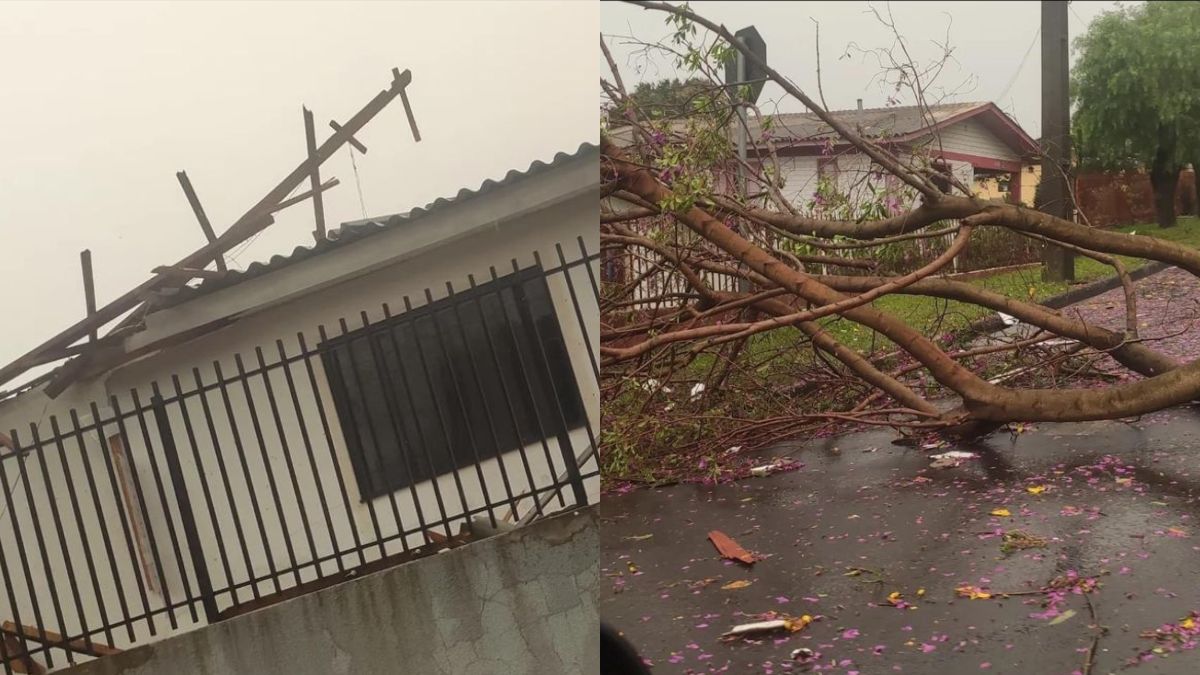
[
  {"left": 602, "top": 1, "right": 1129, "bottom": 137},
  {"left": 0, "top": 1, "right": 596, "bottom": 384}
]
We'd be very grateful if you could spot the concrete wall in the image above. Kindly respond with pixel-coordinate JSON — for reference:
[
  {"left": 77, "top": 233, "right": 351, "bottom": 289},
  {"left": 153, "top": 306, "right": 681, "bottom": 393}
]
[
  {"left": 0, "top": 153, "right": 599, "bottom": 662},
  {"left": 61, "top": 507, "right": 599, "bottom": 675}
]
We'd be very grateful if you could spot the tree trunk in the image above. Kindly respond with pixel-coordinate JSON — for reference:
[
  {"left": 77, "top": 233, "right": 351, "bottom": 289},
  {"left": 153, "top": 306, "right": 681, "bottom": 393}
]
[{"left": 1150, "top": 127, "right": 1180, "bottom": 227}]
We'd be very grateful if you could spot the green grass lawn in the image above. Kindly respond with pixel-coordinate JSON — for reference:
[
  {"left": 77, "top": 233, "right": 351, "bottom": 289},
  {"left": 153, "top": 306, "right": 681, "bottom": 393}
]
[{"left": 750, "top": 216, "right": 1200, "bottom": 357}]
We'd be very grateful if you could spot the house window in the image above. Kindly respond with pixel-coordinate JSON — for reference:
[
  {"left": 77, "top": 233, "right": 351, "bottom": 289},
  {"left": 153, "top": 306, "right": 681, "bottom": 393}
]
[{"left": 320, "top": 266, "right": 587, "bottom": 501}]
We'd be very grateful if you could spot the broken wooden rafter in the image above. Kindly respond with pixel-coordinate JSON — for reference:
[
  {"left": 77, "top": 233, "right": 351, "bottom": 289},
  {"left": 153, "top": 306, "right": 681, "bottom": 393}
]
[
  {"left": 24, "top": 325, "right": 141, "bottom": 370},
  {"left": 1, "top": 620, "right": 121, "bottom": 659},
  {"left": 270, "top": 177, "right": 340, "bottom": 215},
  {"left": 394, "top": 67, "right": 421, "bottom": 142},
  {"left": 80, "top": 250, "right": 97, "bottom": 342},
  {"left": 0, "top": 630, "right": 45, "bottom": 675},
  {"left": 175, "top": 171, "right": 227, "bottom": 272},
  {"left": 151, "top": 265, "right": 228, "bottom": 281},
  {"left": 302, "top": 106, "right": 328, "bottom": 241},
  {"left": 0, "top": 67, "right": 419, "bottom": 396},
  {"left": 329, "top": 120, "right": 367, "bottom": 154}
]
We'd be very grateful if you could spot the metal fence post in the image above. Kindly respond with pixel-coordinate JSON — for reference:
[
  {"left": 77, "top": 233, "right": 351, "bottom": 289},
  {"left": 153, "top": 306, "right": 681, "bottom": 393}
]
[{"left": 151, "top": 395, "right": 219, "bottom": 624}]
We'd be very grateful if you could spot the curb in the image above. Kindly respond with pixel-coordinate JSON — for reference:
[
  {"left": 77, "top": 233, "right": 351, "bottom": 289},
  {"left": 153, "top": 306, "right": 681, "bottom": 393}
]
[{"left": 965, "top": 260, "right": 1173, "bottom": 335}]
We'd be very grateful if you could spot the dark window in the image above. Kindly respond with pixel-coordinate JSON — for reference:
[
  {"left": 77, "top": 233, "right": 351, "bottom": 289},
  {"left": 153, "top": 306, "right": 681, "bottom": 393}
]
[{"left": 320, "top": 266, "right": 587, "bottom": 500}]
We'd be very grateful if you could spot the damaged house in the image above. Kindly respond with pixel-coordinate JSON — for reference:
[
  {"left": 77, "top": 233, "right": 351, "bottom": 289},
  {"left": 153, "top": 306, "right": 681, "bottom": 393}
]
[{"left": 0, "top": 68, "right": 598, "bottom": 672}]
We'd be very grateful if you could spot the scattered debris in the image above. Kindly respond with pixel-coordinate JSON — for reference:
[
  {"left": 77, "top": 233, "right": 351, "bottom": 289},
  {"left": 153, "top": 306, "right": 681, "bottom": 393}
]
[
  {"left": 791, "top": 647, "right": 816, "bottom": 662},
  {"left": 720, "top": 614, "right": 812, "bottom": 641},
  {"left": 1130, "top": 611, "right": 1200, "bottom": 665},
  {"left": 990, "top": 507, "right": 1012, "bottom": 517},
  {"left": 955, "top": 585, "right": 993, "bottom": 600},
  {"left": 1047, "top": 608, "right": 1077, "bottom": 625},
  {"left": 708, "top": 530, "right": 757, "bottom": 564},
  {"left": 1000, "top": 530, "right": 1048, "bottom": 555},
  {"left": 749, "top": 459, "right": 786, "bottom": 477},
  {"left": 721, "top": 580, "right": 753, "bottom": 590},
  {"left": 929, "top": 450, "right": 976, "bottom": 469}
]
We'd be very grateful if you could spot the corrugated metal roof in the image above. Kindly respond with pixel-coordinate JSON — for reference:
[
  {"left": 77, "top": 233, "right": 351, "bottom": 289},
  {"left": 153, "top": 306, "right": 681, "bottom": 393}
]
[
  {"left": 155, "top": 142, "right": 597, "bottom": 310},
  {"left": 746, "top": 102, "right": 987, "bottom": 144}
]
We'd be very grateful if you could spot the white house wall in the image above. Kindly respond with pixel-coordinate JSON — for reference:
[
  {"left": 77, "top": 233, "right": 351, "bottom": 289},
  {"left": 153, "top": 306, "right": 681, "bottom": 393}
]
[
  {"left": 0, "top": 183, "right": 598, "bottom": 662},
  {"left": 921, "top": 116, "right": 1020, "bottom": 162}
]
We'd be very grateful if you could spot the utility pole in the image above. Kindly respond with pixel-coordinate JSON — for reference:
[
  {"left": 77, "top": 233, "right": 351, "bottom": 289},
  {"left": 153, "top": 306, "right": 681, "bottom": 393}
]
[{"left": 1040, "top": 0, "right": 1074, "bottom": 282}]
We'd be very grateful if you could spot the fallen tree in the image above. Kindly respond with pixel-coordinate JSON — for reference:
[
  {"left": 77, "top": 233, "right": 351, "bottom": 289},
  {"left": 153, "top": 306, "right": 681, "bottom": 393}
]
[{"left": 600, "top": 1, "right": 1200, "bottom": 457}]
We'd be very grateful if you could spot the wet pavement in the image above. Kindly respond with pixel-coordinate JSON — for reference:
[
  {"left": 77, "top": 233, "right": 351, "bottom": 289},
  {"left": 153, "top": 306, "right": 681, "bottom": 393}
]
[{"left": 600, "top": 408, "right": 1200, "bottom": 674}]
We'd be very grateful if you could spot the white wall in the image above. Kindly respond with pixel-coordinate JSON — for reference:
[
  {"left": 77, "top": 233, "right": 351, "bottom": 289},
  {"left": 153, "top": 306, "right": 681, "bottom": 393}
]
[
  {"left": 0, "top": 175, "right": 598, "bottom": 667},
  {"left": 926, "top": 117, "right": 1020, "bottom": 162}
]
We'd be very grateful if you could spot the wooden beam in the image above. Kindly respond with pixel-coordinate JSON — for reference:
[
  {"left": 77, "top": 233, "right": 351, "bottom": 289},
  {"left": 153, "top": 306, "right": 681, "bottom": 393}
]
[
  {"left": 80, "top": 250, "right": 97, "bottom": 342},
  {"left": 395, "top": 67, "right": 422, "bottom": 142},
  {"left": 175, "top": 171, "right": 227, "bottom": 272},
  {"left": 328, "top": 120, "right": 367, "bottom": 154},
  {"left": 0, "top": 632, "right": 45, "bottom": 675},
  {"left": 151, "top": 265, "right": 227, "bottom": 281},
  {"left": 269, "top": 178, "right": 340, "bottom": 215},
  {"left": 0, "top": 67, "right": 416, "bottom": 392},
  {"left": 1, "top": 621, "right": 121, "bottom": 658},
  {"left": 303, "top": 106, "right": 327, "bottom": 242}
]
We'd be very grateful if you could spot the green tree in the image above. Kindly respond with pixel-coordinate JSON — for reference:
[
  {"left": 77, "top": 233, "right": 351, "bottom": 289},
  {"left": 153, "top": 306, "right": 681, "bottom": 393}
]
[
  {"left": 1072, "top": 1, "right": 1200, "bottom": 227},
  {"left": 605, "top": 77, "right": 712, "bottom": 127}
]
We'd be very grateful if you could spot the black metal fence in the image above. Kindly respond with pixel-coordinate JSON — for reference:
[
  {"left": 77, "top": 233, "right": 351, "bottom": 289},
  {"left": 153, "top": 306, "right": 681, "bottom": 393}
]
[{"left": 0, "top": 238, "right": 599, "bottom": 672}]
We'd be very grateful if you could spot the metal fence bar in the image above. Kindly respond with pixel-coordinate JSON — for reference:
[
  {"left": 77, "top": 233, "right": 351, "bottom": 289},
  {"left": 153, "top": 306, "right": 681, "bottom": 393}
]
[
  {"left": 353, "top": 310, "right": 410, "bottom": 542},
  {"left": 0, "top": 241, "right": 599, "bottom": 670},
  {"left": 325, "top": 319, "right": 388, "bottom": 549},
  {"left": 89, "top": 402, "right": 157, "bottom": 637},
  {"left": 46, "top": 416, "right": 105, "bottom": 651},
  {"left": 168, "top": 375, "right": 238, "bottom": 607},
  {"left": 443, "top": 282, "right": 520, "bottom": 522},
  {"left": 0, "top": 432, "right": 48, "bottom": 670},
  {"left": 15, "top": 425, "right": 70, "bottom": 665},
  {"left": 253, "top": 347, "right": 321, "bottom": 575},
  {"left": 211, "top": 361, "right": 282, "bottom": 597},
  {"left": 299, "top": 329, "right": 366, "bottom": 569},
  {"left": 127, "top": 389, "right": 196, "bottom": 625},
  {"left": 151, "top": 395, "right": 217, "bottom": 624},
  {"left": 423, "top": 289, "right": 499, "bottom": 529},
  {"left": 70, "top": 407, "right": 135, "bottom": 642},
  {"left": 187, "top": 368, "right": 257, "bottom": 605},
  {"left": 358, "top": 309, "right": 430, "bottom": 547},
  {"left": 400, "top": 295, "right": 475, "bottom": 526},
  {"left": 232, "top": 354, "right": 301, "bottom": 588},
  {"left": 275, "top": 339, "right": 342, "bottom": 574},
  {"left": 459, "top": 276, "right": 545, "bottom": 519}
]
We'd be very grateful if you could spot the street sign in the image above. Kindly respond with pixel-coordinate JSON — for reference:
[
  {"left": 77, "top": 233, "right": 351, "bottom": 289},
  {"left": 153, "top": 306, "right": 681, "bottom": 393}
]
[{"left": 724, "top": 26, "right": 767, "bottom": 104}]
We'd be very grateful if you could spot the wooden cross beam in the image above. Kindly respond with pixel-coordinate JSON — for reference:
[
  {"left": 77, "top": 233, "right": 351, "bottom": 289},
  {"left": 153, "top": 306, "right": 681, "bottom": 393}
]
[
  {"left": 394, "top": 67, "right": 422, "bottom": 142},
  {"left": 270, "top": 178, "right": 340, "bottom": 215},
  {"left": 0, "top": 67, "right": 418, "bottom": 394},
  {"left": 175, "top": 171, "right": 227, "bottom": 272},
  {"left": 302, "top": 106, "right": 328, "bottom": 242},
  {"left": 80, "top": 250, "right": 97, "bottom": 342},
  {"left": 151, "top": 265, "right": 227, "bottom": 281},
  {"left": 1, "top": 621, "right": 121, "bottom": 659},
  {"left": 328, "top": 120, "right": 367, "bottom": 154}
]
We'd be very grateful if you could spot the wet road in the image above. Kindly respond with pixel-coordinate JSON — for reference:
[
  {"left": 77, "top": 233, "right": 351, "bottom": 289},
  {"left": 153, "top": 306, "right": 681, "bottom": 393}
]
[{"left": 601, "top": 409, "right": 1200, "bottom": 674}]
